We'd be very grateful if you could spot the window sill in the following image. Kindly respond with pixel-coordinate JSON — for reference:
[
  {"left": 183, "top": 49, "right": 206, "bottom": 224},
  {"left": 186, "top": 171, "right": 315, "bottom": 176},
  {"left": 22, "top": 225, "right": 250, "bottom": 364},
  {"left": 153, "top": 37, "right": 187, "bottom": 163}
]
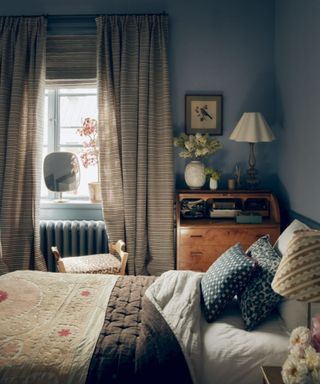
[{"left": 40, "top": 200, "right": 103, "bottom": 220}]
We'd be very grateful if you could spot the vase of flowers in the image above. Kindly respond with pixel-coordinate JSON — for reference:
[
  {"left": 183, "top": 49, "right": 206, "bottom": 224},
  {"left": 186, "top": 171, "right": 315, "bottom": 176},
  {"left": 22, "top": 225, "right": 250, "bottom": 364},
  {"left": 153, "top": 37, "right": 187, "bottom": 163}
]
[
  {"left": 281, "top": 322, "right": 320, "bottom": 384},
  {"left": 184, "top": 160, "right": 206, "bottom": 189},
  {"left": 204, "top": 167, "right": 221, "bottom": 190},
  {"left": 174, "top": 133, "right": 222, "bottom": 189},
  {"left": 77, "top": 117, "right": 101, "bottom": 202}
]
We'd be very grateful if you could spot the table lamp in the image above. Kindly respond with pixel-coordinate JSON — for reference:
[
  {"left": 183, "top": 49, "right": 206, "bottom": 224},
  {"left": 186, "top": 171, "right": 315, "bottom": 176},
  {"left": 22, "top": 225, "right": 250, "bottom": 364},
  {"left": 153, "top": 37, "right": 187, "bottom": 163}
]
[
  {"left": 229, "top": 112, "right": 275, "bottom": 188},
  {"left": 272, "top": 229, "right": 320, "bottom": 327}
]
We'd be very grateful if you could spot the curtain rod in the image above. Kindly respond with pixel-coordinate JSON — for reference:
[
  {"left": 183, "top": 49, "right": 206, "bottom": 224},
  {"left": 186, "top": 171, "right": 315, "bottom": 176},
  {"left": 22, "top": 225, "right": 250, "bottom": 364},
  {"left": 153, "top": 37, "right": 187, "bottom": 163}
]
[
  {"left": 49, "top": 12, "right": 168, "bottom": 16},
  {"left": 4, "top": 12, "right": 168, "bottom": 18}
]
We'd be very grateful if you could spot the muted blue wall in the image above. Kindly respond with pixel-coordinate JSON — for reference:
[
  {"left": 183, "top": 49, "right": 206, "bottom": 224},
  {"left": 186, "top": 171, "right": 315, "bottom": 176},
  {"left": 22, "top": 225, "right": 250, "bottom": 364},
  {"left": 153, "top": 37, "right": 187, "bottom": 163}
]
[
  {"left": 275, "top": 0, "right": 320, "bottom": 222},
  {"left": 0, "top": 0, "right": 276, "bottom": 191},
  {"left": 168, "top": 0, "right": 276, "bottom": 189}
]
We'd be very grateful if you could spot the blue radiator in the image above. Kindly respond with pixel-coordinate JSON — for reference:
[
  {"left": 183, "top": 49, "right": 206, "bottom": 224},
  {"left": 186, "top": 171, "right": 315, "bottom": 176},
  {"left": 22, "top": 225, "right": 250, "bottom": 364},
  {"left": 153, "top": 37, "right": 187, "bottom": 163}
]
[{"left": 40, "top": 220, "right": 108, "bottom": 271}]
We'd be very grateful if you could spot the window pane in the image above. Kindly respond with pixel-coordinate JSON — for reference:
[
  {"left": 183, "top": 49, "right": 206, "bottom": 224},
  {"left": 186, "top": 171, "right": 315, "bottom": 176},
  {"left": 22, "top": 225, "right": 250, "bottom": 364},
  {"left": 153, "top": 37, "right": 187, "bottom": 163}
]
[
  {"left": 60, "top": 146, "right": 98, "bottom": 198},
  {"left": 60, "top": 128, "right": 82, "bottom": 145},
  {"left": 43, "top": 94, "right": 48, "bottom": 145},
  {"left": 60, "top": 94, "right": 97, "bottom": 127},
  {"left": 59, "top": 88, "right": 96, "bottom": 95}
]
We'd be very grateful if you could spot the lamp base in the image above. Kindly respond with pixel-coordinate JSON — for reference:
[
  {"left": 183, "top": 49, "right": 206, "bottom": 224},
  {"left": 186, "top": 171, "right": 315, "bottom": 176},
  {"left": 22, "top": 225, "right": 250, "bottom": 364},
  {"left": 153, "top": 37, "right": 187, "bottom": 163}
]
[
  {"left": 246, "top": 167, "right": 259, "bottom": 188},
  {"left": 246, "top": 142, "right": 260, "bottom": 189}
]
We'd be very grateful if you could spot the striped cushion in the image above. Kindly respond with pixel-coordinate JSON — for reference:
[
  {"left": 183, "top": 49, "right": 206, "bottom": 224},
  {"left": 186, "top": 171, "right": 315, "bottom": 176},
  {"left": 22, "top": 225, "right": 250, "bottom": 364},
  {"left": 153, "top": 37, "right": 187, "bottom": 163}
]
[
  {"left": 272, "top": 230, "right": 320, "bottom": 302},
  {"left": 63, "top": 253, "right": 121, "bottom": 274}
]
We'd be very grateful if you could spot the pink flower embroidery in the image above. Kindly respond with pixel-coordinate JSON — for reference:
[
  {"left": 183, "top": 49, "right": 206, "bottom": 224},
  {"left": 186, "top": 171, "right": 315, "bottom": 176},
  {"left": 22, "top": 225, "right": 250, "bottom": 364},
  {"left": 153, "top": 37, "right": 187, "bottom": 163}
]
[
  {"left": 0, "top": 290, "right": 8, "bottom": 302},
  {"left": 81, "top": 290, "right": 91, "bottom": 297},
  {"left": 58, "top": 329, "right": 71, "bottom": 337}
]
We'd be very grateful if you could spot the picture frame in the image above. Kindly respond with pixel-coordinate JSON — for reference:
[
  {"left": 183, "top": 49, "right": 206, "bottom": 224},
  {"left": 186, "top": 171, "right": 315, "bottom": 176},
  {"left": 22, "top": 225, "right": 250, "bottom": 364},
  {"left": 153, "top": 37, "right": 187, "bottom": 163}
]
[{"left": 185, "top": 95, "right": 223, "bottom": 135}]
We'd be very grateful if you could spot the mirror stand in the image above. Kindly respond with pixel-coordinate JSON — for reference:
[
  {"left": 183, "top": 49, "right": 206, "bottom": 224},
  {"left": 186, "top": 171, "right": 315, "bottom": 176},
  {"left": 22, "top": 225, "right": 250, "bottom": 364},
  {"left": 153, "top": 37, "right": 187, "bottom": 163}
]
[{"left": 54, "top": 192, "right": 69, "bottom": 204}]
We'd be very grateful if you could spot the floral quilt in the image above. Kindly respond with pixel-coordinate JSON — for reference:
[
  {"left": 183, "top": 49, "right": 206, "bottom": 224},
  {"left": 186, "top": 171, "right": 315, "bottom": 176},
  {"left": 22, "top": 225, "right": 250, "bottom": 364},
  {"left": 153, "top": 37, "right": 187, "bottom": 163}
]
[{"left": 0, "top": 270, "right": 117, "bottom": 384}]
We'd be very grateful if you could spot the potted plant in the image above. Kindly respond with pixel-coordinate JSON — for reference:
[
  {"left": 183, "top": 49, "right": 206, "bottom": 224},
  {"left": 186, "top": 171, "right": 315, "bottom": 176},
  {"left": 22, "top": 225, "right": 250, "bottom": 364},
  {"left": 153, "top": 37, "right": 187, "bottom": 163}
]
[
  {"left": 204, "top": 167, "right": 221, "bottom": 190},
  {"left": 77, "top": 117, "right": 101, "bottom": 202},
  {"left": 173, "top": 133, "right": 222, "bottom": 189}
]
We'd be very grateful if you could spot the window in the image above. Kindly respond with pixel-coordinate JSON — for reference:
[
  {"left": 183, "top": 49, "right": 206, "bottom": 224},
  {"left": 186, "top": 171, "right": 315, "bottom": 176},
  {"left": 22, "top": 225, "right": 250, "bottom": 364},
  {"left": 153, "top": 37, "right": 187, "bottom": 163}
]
[{"left": 42, "top": 87, "right": 98, "bottom": 200}]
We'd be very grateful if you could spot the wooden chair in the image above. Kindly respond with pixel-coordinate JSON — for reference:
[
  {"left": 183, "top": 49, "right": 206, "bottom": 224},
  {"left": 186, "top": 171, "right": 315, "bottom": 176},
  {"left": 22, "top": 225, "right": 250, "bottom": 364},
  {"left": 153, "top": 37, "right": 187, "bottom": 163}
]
[{"left": 51, "top": 240, "right": 128, "bottom": 275}]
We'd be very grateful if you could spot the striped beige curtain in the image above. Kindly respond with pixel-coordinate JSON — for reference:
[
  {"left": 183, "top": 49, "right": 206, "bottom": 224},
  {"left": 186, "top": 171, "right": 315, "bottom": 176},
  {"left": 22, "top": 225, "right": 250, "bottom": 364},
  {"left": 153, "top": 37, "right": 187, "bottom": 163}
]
[
  {"left": 0, "top": 16, "right": 47, "bottom": 271},
  {"left": 0, "top": 229, "right": 8, "bottom": 275},
  {"left": 96, "top": 15, "right": 174, "bottom": 275}
]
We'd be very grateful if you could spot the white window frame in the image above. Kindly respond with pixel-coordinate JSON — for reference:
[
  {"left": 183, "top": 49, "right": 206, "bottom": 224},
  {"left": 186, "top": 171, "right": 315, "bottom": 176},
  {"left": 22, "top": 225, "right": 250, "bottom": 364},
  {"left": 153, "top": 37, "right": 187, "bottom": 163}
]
[{"left": 42, "top": 86, "right": 98, "bottom": 201}]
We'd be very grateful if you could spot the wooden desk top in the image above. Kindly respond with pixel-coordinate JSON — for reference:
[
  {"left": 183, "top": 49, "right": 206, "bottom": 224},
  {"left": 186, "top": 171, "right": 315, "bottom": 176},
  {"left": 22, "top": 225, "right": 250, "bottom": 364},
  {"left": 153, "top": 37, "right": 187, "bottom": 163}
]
[{"left": 261, "top": 366, "right": 284, "bottom": 384}]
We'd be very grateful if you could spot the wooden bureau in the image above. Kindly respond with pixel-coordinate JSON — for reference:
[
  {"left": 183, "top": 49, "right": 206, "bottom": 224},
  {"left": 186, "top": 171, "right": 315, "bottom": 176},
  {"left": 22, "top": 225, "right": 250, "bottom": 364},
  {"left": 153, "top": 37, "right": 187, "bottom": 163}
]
[
  {"left": 261, "top": 366, "right": 284, "bottom": 384},
  {"left": 176, "top": 190, "right": 280, "bottom": 272}
]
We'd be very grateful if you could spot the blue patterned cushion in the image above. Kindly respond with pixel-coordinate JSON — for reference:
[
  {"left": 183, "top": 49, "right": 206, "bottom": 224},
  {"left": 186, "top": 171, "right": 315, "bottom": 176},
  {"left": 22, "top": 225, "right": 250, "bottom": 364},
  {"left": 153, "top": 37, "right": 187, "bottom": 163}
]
[
  {"left": 201, "top": 243, "right": 256, "bottom": 322},
  {"left": 238, "top": 235, "right": 282, "bottom": 330}
]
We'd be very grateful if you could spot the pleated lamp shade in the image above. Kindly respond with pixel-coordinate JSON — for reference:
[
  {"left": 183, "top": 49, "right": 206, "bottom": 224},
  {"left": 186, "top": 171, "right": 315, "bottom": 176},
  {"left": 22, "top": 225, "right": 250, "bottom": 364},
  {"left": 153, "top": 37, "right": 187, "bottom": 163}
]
[
  {"left": 272, "top": 230, "right": 320, "bottom": 302},
  {"left": 229, "top": 112, "right": 275, "bottom": 143}
]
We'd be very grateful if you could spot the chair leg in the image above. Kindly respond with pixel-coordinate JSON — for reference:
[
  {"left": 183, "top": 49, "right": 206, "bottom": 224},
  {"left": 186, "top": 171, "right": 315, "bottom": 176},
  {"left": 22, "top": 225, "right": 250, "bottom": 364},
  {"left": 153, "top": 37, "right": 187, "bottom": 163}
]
[
  {"left": 110, "top": 240, "right": 128, "bottom": 275},
  {"left": 51, "top": 246, "right": 66, "bottom": 273}
]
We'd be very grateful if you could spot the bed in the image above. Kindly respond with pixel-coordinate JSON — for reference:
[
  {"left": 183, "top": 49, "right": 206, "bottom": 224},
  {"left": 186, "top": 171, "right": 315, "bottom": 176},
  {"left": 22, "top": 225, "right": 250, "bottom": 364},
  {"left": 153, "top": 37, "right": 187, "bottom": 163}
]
[
  {"left": 1, "top": 220, "right": 309, "bottom": 384},
  {"left": 0, "top": 269, "right": 290, "bottom": 384}
]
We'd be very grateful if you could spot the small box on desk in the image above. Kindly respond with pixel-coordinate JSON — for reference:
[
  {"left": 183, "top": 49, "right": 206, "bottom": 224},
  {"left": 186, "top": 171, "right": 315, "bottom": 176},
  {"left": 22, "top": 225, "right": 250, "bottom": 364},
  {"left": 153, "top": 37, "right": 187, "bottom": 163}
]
[{"left": 236, "top": 212, "right": 262, "bottom": 224}]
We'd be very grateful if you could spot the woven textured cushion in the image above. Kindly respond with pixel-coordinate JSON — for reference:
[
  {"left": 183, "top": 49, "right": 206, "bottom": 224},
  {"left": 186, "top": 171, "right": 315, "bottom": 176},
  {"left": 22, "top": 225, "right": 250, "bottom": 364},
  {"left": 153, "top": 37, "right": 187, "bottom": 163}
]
[
  {"left": 272, "top": 229, "right": 320, "bottom": 302},
  {"left": 238, "top": 235, "right": 282, "bottom": 330},
  {"left": 201, "top": 243, "right": 256, "bottom": 322},
  {"left": 63, "top": 253, "right": 121, "bottom": 274}
]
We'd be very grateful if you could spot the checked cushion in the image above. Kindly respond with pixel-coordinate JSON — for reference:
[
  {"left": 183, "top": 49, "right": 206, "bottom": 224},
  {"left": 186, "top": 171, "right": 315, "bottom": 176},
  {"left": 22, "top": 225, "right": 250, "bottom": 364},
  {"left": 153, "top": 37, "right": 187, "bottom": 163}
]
[{"left": 201, "top": 243, "right": 256, "bottom": 322}]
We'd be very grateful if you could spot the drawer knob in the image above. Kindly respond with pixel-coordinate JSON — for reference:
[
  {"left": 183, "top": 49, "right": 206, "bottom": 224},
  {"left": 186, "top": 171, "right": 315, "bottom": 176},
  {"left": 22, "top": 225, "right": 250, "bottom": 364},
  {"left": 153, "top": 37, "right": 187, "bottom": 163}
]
[{"left": 190, "top": 235, "right": 203, "bottom": 238}]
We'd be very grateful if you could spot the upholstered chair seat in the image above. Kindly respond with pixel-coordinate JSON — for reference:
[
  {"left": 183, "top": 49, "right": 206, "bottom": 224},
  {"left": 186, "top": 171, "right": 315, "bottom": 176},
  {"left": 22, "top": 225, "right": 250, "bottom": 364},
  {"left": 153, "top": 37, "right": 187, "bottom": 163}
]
[{"left": 51, "top": 240, "right": 128, "bottom": 275}]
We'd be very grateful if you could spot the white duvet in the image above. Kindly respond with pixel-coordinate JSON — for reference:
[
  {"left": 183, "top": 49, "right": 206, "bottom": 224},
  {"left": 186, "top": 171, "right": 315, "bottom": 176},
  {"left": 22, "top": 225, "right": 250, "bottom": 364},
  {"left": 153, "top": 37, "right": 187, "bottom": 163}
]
[{"left": 146, "top": 270, "right": 290, "bottom": 384}]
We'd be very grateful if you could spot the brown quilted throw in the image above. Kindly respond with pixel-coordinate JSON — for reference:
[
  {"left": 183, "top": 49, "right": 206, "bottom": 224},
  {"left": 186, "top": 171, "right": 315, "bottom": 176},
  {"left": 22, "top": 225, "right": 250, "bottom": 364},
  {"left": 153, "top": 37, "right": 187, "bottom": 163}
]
[{"left": 86, "top": 276, "right": 193, "bottom": 384}]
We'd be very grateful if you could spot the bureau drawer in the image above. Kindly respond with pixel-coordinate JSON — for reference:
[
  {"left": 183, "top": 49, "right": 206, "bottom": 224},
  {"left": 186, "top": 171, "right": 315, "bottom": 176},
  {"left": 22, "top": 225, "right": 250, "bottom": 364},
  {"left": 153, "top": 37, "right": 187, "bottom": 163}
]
[
  {"left": 177, "top": 245, "right": 228, "bottom": 272},
  {"left": 180, "top": 227, "right": 280, "bottom": 246}
]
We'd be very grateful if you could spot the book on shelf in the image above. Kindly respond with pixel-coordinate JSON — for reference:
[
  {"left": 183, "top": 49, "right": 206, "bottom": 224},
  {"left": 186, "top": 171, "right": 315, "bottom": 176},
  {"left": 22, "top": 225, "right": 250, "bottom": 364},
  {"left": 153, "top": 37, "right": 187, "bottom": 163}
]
[
  {"left": 210, "top": 198, "right": 242, "bottom": 210},
  {"left": 209, "top": 209, "right": 241, "bottom": 218},
  {"left": 212, "top": 201, "right": 236, "bottom": 209}
]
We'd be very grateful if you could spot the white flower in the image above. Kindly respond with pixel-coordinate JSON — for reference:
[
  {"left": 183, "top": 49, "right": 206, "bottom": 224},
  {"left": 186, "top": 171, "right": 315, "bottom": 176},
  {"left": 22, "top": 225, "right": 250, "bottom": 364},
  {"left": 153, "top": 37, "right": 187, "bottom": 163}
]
[
  {"left": 305, "top": 345, "right": 320, "bottom": 371},
  {"left": 282, "top": 355, "right": 311, "bottom": 384},
  {"left": 283, "top": 326, "right": 320, "bottom": 384},
  {"left": 173, "top": 133, "right": 222, "bottom": 159},
  {"left": 310, "top": 368, "right": 320, "bottom": 384},
  {"left": 184, "top": 141, "right": 194, "bottom": 151},
  {"left": 290, "top": 327, "right": 312, "bottom": 349},
  {"left": 291, "top": 345, "right": 306, "bottom": 360}
]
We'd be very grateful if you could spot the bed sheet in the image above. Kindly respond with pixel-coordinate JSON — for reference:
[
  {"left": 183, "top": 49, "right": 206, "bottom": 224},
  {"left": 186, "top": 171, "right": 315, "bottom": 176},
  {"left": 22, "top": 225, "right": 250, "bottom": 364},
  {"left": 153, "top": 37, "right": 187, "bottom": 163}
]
[{"left": 200, "top": 300, "right": 290, "bottom": 384}]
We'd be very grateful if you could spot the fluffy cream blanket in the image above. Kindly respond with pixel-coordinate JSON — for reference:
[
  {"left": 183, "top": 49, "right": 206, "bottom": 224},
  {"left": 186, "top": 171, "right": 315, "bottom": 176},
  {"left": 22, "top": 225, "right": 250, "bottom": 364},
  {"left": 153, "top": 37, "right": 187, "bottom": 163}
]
[
  {"left": 0, "top": 270, "right": 117, "bottom": 384},
  {"left": 145, "top": 270, "right": 203, "bottom": 384}
]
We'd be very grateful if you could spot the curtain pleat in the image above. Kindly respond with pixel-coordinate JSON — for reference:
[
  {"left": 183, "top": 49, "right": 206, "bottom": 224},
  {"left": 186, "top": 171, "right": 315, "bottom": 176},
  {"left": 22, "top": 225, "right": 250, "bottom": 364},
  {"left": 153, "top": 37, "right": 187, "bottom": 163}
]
[
  {"left": 96, "top": 15, "right": 174, "bottom": 275},
  {"left": 0, "top": 16, "right": 47, "bottom": 271}
]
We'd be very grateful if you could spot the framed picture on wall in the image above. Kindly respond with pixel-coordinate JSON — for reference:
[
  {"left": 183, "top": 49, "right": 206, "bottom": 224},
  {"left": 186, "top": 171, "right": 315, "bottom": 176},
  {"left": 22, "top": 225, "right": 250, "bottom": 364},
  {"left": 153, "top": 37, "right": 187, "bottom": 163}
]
[{"left": 185, "top": 95, "right": 223, "bottom": 135}]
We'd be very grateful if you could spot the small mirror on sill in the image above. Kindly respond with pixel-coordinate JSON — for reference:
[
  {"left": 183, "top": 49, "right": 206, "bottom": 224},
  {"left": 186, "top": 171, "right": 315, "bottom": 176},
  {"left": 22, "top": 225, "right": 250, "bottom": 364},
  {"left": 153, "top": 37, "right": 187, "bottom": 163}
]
[{"left": 43, "top": 152, "right": 80, "bottom": 203}]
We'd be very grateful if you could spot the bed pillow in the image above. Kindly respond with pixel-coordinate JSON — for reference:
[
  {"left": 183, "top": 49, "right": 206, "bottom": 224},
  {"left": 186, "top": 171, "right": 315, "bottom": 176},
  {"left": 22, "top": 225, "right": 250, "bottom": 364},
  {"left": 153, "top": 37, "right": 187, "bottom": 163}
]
[
  {"left": 201, "top": 243, "right": 256, "bottom": 322},
  {"left": 273, "top": 220, "right": 310, "bottom": 331},
  {"left": 273, "top": 219, "right": 309, "bottom": 257},
  {"left": 238, "top": 235, "right": 282, "bottom": 330}
]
